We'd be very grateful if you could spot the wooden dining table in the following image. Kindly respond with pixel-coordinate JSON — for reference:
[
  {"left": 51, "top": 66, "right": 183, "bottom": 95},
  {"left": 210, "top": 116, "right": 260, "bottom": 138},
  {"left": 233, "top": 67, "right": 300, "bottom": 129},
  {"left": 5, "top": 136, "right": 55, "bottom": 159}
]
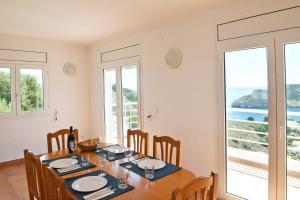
[{"left": 40, "top": 143, "right": 196, "bottom": 200}]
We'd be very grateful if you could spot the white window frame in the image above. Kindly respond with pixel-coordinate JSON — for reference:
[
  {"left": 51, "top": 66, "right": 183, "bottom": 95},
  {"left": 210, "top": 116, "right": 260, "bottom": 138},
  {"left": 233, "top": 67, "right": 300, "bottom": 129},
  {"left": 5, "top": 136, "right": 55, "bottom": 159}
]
[
  {"left": 275, "top": 28, "right": 300, "bottom": 200},
  {"left": 0, "top": 63, "right": 49, "bottom": 118},
  {"left": 218, "top": 28, "right": 300, "bottom": 200},
  {"left": 217, "top": 33, "right": 277, "bottom": 200},
  {"left": 101, "top": 57, "right": 142, "bottom": 145},
  {"left": 0, "top": 64, "right": 16, "bottom": 117}
]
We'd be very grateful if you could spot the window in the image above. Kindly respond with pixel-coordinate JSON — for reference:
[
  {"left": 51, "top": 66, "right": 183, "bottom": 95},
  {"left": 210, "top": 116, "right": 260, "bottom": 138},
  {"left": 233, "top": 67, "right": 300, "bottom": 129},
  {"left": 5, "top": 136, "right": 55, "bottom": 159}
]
[
  {"left": 0, "top": 64, "right": 48, "bottom": 117},
  {"left": 219, "top": 30, "right": 300, "bottom": 200},
  {"left": 224, "top": 47, "right": 270, "bottom": 200},
  {"left": 102, "top": 57, "right": 141, "bottom": 145},
  {"left": 0, "top": 65, "right": 15, "bottom": 115}
]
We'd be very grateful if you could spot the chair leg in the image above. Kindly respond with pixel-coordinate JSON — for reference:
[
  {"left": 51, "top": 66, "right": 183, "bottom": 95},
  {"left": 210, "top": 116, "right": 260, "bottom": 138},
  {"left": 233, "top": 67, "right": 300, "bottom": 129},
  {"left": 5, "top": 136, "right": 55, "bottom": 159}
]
[{"left": 29, "top": 192, "right": 34, "bottom": 200}]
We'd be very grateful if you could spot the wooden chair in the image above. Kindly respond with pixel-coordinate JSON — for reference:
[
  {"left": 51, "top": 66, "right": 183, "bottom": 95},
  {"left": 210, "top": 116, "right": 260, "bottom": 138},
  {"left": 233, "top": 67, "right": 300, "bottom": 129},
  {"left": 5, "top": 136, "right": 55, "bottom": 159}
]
[
  {"left": 42, "top": 163, "right": 69, "bottom": 200},
  {"left": 24, "top": 149, "right": 45, "bottom": 200},
  {"left": 47, "top": 129, "right": 79, "bottom": 153},
  {"left": 172, "top": 172, "right": 218, "bottom": 200},
  {"left": 127, "top": 129, "right": 149, "bottom": 155},
  {"left": 153, "top": 135, "right": 181, "bottom": 166}
]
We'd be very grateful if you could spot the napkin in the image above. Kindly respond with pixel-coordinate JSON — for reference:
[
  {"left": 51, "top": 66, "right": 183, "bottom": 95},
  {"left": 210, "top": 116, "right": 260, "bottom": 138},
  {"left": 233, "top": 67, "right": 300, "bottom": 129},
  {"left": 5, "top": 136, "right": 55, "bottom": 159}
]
[
  {"left": 83, "top": 187, "right": 114, "bottom": 200},
  {"left": 131, "top": 157, "right": 149, "bottom": 165},
  {"left": 57, "top": 165, "right": 81, "bottom": 173}
]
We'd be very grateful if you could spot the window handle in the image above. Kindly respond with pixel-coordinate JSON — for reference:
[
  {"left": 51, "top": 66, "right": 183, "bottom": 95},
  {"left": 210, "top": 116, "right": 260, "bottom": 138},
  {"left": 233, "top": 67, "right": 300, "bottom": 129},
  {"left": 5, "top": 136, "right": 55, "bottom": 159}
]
[{"left": 279, "top": 125, "right": 283, "bottom": 140}]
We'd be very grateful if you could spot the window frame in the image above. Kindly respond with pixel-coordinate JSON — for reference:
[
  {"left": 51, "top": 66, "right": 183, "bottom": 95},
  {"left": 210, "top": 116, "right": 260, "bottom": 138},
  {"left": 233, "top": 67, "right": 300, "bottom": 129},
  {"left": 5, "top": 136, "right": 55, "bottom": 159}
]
[
  {"left": 275, "top": 28, "right": 300, "bottom": 200},
  {"left": 0, "top": 63, "right": 49, "bottom": 118},
  {"left": 101, "top": 57, "right": 142, "bottom": 145},
  {"left": 0, "top": 64, "right": 16, "bottom": 117},
  {"left": 217, "top": 33, "right": 277, "bottom": 200}
]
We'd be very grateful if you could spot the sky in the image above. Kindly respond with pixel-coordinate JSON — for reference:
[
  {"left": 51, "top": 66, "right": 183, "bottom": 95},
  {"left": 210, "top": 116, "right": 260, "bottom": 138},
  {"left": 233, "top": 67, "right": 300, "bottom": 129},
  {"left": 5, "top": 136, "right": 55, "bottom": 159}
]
[
  {"left": 20, "top": 69, "right": 43, "bottom": 85},
  {"left": 122, "top": 66, "right": 137, "bottom": 91},
  {"left": 0, "top": 68, "right": 43, "bottom": 85},
  {"left": 104, "top": 65, "right": 138, "bottom": 91},
  {"left": 285, "top": 43, "right": 300, "bottom": 85},
  {"left": 225, "top": 47, "right": 268, "bottom": 88},
  {"left": 225, "top": 42, "right": 300, "bottom": 88}
]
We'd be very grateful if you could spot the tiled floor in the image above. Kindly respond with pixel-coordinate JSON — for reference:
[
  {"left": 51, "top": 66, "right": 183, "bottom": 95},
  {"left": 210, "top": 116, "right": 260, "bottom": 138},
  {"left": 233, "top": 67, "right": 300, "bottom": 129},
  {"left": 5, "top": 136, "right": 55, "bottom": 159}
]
[{"left": 0, "top": 162, "right": 28, "bottom": 200}]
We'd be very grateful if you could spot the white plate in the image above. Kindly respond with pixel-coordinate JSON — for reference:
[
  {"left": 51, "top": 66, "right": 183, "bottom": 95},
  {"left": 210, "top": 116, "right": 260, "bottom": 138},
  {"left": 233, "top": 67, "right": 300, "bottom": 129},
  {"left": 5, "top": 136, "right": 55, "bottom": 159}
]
[
  {"left": 71, "top": 176, "right": 107, "bottom": 192},
  {"left": 49, "top": 158, "right": 78, "bottom": 169},
  {"left": 108, "top": 145, "right": 126, "bottom": 154},
  {"left": 138, "top": 159, "right": 166, "bottom": 170}
]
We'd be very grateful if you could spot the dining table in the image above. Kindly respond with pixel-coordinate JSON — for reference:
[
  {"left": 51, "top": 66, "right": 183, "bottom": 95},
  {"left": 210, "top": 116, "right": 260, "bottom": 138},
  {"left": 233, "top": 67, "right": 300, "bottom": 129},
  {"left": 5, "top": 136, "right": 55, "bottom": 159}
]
[{"left": 40, "top": 142, "right": 196, "bottom": 200}]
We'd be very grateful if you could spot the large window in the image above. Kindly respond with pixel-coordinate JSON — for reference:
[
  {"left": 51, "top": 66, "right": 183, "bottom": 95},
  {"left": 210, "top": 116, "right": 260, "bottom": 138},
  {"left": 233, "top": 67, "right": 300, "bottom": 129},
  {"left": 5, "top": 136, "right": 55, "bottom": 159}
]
[
  {"left": 102, "top": 58, "right": 141, "bottom": 145},
  {"left": 219, "top": 30, "right": 300, "bottom": 200},
  {"left": 0, "top": 64, "right": 48, "bottom": 117},
  {"left": 224, "top": 47, "right": 269, "bottom": 200}
]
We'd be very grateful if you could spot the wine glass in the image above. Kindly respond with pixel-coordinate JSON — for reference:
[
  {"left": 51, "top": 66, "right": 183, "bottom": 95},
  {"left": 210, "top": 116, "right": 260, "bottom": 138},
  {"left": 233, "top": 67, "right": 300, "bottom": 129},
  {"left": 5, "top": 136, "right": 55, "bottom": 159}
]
[
  {"left": 70, "top": 141, "right": 76, "bottom": 157},
  {"left": 124, "top": 148, "right": 133, "bottom": 169},
  {"left": 96, "top": 136, "right": 103, "bottom": 153},
  {"left": 97, "top": 154, "right": 107, "bottom": 176}
]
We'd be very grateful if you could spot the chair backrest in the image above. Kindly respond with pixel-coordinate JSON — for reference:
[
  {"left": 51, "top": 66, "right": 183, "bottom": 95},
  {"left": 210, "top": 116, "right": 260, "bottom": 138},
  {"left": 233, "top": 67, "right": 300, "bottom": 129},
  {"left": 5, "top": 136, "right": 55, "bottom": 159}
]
[
  {"left": 47, "top": 129, "right": 79, "bottom": 153},
  {"left": 42, "top": 163, "right": 68, "bottom": 200},
  {"left": 24, "top": 149, "right": 45, "bottom": 200},
  {"left": 127, "top": 129, "right": 148, "bottom": 155},
  {"left": 153, "top": 135, "right": 181, "bottom": 166},
  {"left": 171, "top": 172, "right": 219, "bottom": 200}
]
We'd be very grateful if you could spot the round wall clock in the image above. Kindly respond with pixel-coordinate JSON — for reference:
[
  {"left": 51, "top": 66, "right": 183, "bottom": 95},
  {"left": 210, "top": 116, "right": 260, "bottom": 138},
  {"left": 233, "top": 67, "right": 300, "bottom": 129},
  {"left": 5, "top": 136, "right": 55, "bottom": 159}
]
[
  {"left": 165, "top": 48, "right": 182, "bottom": 69},
  {"left": 63, "top": 62, "right": 77, "bottom": 76}
]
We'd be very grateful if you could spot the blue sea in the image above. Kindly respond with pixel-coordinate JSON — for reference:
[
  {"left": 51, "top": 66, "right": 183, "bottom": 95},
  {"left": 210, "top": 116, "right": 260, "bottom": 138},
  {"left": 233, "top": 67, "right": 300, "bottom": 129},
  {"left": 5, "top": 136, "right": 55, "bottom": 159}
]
[{"left": 226, "top": 88, "right": 300, "bottom": 122}]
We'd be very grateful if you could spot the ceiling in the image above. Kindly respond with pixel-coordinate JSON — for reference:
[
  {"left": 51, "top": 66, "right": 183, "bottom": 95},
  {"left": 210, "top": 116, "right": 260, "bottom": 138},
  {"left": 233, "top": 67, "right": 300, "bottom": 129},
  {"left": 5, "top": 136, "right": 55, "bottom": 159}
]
[{"left": 0, "top": 0, "right": 236, "bottom": 44}]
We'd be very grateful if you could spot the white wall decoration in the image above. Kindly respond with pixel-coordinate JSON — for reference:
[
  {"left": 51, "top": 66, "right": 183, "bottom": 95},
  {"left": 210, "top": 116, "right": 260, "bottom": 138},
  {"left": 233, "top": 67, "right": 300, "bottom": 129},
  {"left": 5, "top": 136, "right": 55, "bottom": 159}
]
[{"left": 165, "top": 48, "right": 182, "bottom": 69}]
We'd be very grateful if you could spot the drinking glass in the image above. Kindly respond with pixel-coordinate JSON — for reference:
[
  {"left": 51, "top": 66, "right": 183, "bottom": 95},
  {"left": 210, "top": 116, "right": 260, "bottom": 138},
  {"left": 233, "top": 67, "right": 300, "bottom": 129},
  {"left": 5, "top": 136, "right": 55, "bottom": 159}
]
[
  {"left": 81, "top": 155, "right": 88, "bottom": 166},
  {"left": 145, "top": 166, "right": 154, "bottom": 179},
  {"left": 107, "top": 149, "right": 115, "bottom": 161},
  {"left": 97, "top": 154, "right": 107, "bottom": 176},
  {"left": 117, "top": 174, "right": 128, "bottom": 189},
  {"left": 124, "top": 148, "right": 133, "bottom": 169},
  {"left": 96, "top": 136, "right": 103, "bottom": 153},
  {"left": 70, "top": 141, "right": 76, "bottom": 156}
]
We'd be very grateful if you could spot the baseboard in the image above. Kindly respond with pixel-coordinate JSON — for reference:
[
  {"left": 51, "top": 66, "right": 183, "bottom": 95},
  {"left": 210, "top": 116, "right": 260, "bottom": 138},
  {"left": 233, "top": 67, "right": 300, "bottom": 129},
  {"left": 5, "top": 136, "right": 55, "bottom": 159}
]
[{"left": 0, "top": 158, "right": 24, "bottom": 167}]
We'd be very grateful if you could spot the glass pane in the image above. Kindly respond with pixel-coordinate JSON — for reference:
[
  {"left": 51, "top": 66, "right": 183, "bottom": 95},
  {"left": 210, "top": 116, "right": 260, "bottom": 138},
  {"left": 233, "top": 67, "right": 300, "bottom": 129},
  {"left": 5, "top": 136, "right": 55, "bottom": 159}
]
[
  {"left": 121, "top": 66, "right": 140, "bottom": 145},
  {"left": 224, "top": 47, "right": 269, "bottom": 200},
  {"left": 0, "top": 68, "right": 12, "bottom": 113},
  {"left": 104, "top": 69, "right": 118, "bottom": 144},
  {"left": 285, "top": 42, "right": 300, "bottom": 200},
  {"left": 20, "top": 69, "right": 44, "bottom": 112}
]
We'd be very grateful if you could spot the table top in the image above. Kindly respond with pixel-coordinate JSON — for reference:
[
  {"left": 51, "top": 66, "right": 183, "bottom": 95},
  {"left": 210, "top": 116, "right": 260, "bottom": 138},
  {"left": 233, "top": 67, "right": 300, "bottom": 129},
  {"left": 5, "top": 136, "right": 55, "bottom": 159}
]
[{"left": 40, "top": 143, "right": 196, "bottom": 200}]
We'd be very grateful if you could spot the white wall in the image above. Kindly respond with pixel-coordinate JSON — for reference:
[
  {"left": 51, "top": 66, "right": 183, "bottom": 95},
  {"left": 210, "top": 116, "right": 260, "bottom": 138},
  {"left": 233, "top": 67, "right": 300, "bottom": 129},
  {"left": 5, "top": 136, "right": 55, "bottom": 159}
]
[
  {"left": 0, "top": 34, "right": 90, "bottom": 162},
  {"left": 89, "top": 0, "right": 300, "bottom": 176}
]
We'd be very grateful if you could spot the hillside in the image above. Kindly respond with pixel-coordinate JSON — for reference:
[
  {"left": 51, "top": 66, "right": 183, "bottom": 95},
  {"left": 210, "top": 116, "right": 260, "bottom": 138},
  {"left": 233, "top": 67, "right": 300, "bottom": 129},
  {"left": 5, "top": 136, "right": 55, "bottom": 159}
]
[{"left": 232, "top": 84, "right": 300, "bottom": 108}]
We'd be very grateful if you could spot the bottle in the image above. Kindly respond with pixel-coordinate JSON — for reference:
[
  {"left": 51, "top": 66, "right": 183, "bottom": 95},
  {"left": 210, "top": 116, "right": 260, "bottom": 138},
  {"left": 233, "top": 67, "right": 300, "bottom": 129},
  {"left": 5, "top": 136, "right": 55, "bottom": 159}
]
[{"left": 67, "top": 126, "right": 75, "bottom": 153}]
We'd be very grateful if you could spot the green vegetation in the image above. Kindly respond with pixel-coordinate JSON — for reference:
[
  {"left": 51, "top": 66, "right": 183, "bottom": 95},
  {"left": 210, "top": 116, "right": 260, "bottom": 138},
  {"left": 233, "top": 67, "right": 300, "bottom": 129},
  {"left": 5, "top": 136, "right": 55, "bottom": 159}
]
[
  {"left": 112, "top": 84, "right": 137, "bottom": 102},
  {"left": 286, "top": 84, "right": 300, "bottom": 108},
  {"left": 0, "top": 71, "right": 43, "bottom": 112},
  {"left": 247, "top": 116, "right": 254, "bottom": 121},
  {"left": 20, "top": 74, "right": 43, "bottom": 111},
  {"left": 112, "top": 83, "right": 139, "bottom": 129},
  {"left": 228, "top": 120, "right": 269, "bottom": 153},
  {"left": 228, "top": 118, "right": 300, "bottom": 160},
  {"left": 0, "top": 71, "right": 11, "bottom": 112}
]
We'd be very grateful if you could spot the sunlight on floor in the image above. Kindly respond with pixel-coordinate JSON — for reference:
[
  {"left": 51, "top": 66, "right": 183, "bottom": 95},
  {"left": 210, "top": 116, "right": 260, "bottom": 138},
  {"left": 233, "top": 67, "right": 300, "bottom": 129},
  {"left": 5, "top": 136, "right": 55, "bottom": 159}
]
[{"left": 228, "top": 161, "right": 300, "bottom": 200}]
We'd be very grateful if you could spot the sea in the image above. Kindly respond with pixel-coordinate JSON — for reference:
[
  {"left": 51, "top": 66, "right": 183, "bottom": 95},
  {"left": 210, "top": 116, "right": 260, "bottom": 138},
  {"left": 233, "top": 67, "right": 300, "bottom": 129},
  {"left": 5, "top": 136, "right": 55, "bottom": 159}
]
[{"left": 226, "top": 88, "right": 300, "bottom": 122}]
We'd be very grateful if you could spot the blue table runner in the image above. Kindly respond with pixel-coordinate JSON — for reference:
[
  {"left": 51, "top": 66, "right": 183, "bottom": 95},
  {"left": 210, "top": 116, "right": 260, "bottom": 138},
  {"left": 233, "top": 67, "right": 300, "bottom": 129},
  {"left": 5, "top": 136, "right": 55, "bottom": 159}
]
[
  {"left": 119, "top": 157, "right": 182, "bottom": 181},
  {"left": 65, "top": 170, "right": 134, "bottom": 200},
  {"left": 43, "top": 155, "right": 96, "bottom": 176}
]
